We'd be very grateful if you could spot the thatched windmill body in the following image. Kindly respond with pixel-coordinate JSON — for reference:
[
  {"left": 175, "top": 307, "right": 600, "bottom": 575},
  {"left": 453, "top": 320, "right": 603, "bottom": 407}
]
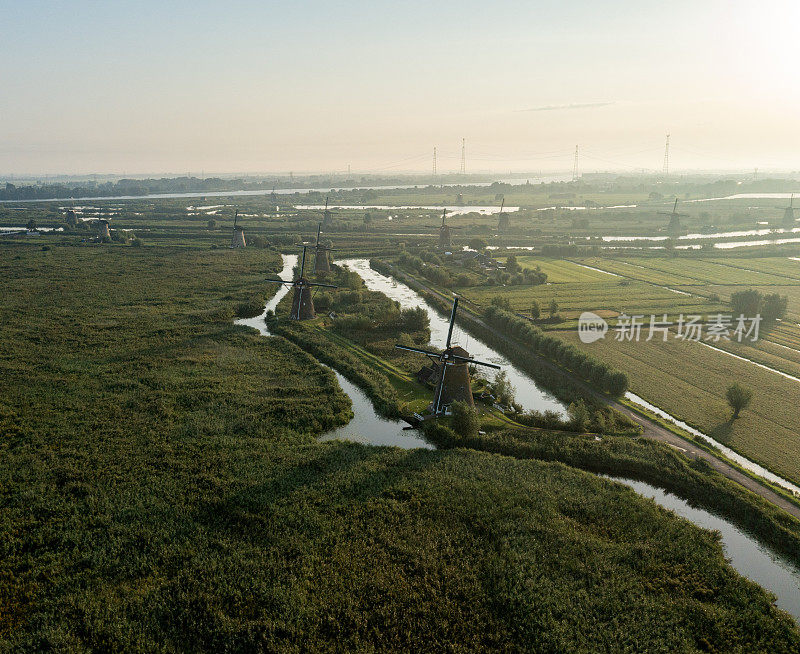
[
  {"left": 266, "top": 245, "right": 337, "bottom": 320},
  {"left": 395, "top": 297, "right": 500, "bottom": 416},
  {"left": 230, "top": 210, "right": 246, "bottom": 248},
  {"left": 426, "top": 209, "right": 463, "bottom": 250},
  {"left": 659, "top": 199, "right": 689, "bottom": 235},
  {"left": 780, "top": 194, "right": 796, "bottom": 229},
  {"left": 496, "top": 198, "right": 509, "bottom": 232},
  {"left": 321, "top": 196, "right": 338, "bottom": 228},
  {"left": 313, "top": 223, "right": 335, "bottom": 272},
  {"left": 97, "top": 219, "right": 111, "bottom": 240}
]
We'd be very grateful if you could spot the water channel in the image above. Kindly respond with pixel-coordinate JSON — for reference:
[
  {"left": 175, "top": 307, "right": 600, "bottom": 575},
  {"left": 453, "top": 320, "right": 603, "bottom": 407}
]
[{"left": 235, "top": 253, "right": 800, "bottom": 622}]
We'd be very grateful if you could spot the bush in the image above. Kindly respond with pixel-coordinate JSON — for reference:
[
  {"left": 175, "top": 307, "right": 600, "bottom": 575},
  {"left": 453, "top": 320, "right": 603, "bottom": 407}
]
[{"left": 451, "top": 400, "right": 480, "bottom": 437}]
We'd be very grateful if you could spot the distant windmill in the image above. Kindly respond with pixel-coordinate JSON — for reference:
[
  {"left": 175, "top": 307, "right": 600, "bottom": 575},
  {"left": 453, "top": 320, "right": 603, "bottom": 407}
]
[
  {"left": 425, "top": 209, "right": 463, "bottom": 250},
  {"left": 230, "top": 210, "right": 246, "bottom": 248},
  {"left": 780, "top": 194, "right": 796, "bottom": 229},
  {"left": 97, "top": 219, "right": 111, "bottom": 240},
  {"left": 658, "top": 199, "right": 689, "bottom": 234},
  {"left": 321, "top": 196, "right": 338, "bottom": 228},
  {"left": 313, "top": 223, "right": 335, "bottom": 273},
  {"left": 395, "top": 297, "right": 500, "bottom": 416},
  {"left": 496, "top": 198, "right": 509, "bottom": 232},
  {"left": 265, "top": 244, "right": 337, "bottom": 320}
]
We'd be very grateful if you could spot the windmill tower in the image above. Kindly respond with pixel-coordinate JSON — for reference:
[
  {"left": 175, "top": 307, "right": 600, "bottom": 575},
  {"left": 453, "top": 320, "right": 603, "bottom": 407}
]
[
  {"left": 321, "top": 196, "right": 336, "bottom": 228},
  {"left": 496, "top": 198, "right": 509, "bottom": 232},
  {"left": 98, "top": 219, "right": 111, "bottom": 240},
  {"left": 781, "top": 194, "right": 796, "bottom": 229},
  {"left": 230, "top": 210, "right": 246, "bottom": 248},
  {"left": 427, "top": 209, "right": 463, "bottom": 250},
  {"left": 395, "top": 297, "right": 500, "bottom": 415},
  {"left": 313, "top": 223, "right": 335, "bottom": 273},
  {"left": 658, "top": 199, "right": 688, "bottom": 235},
  {"left": 265, "top": 245, "right": 337, "bottom": 320}
]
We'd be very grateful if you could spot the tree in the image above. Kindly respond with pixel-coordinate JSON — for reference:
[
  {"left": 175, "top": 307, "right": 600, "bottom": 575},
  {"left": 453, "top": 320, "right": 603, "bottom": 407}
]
[
  {"left": 726, "top": 383, "right": 752, "bottom": 419},
  {"left": 468, "top": 237, "right": 488, "bottom": 251},
  {"left": 451, "top": 400, "right": 480, "bottom": 437},
  {"left": 762, "top": 293, "right": 788, "bottom": 323},
  {"left": 530, "top": 300, "right": 541, "bottom": 320},
  {"left": 490, "top": 296, "right": 512, "bottom": 311},
  {"left": 548, "top": 298, "right": 559, "bottom": 317},
  {"left": 207, "top": 219, "right": 216, "bottom": 229},
  {"left": 26, "top": 218, "right": 37, "bottom": 231},
  {"left": 491, "top": 370, "right": 516, "bottom": 407},
  {"left": 505, "top": 255, "right": 520, "bottom": 273},
  {"left": 568, "top": 400, "right": 590, "bottom": 431},
  {"left": 363, "top": 212, "right": 372, "bottom": 225},
  {"left": 731, "top": 289, "right": 762, "bottom": 318}
]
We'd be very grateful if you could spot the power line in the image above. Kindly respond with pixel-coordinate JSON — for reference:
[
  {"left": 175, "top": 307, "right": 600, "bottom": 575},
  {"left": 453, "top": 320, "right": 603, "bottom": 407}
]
[
  {"left": 432, "top": 147, "right": 437, "bottom": 176},
  {"left": 460, "top": 138, "right": 466, "bottom": 174},
  {"left": 572, "top": 145, "right": 579, "bottom": 182}
]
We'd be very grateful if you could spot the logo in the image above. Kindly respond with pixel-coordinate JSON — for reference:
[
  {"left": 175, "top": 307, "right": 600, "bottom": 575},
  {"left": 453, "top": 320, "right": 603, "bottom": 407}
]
[{"left": 578, "top": 311, "right": 608, "bottom": 343}]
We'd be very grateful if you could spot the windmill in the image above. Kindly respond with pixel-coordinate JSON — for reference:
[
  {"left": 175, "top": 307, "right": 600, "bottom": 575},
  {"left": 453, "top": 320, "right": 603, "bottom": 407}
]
[
  {"left": 92, "top": 217, "right": 111, "bottom": 240},
  {"left": 321, "top": 196, "right": 338, "bottom": 228},
  {"left": 780, "top": 194, "right": 796, "bottom": 229},
  {"left": 265, "top": 244, "right": 337, "bottom": 320},
  {"left": 230, "top": 210, "right": 246, "bottom": 248},
  {"left": 395, "top": 297, "right": 500, "bottom": 416},
  {"left": 658, "top": 199, "right": 688, "bottom": 234},
  {"left": 496, "top": 198, "right": 509, "bottom": 232},
  {"left": 313, "top": 222, "right": 335, "bottom": 273},
  {"left": 425, "top": 209, "right": 463, "bottom": 250}
]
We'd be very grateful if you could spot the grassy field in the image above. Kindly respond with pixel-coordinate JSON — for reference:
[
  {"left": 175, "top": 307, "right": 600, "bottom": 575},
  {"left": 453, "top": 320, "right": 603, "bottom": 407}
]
[
  {"left": 3, "top": 240, "right": 800, "bottom": 649},
  {"left": 555, "top": 330, "right": 800, "bottom": 482}
]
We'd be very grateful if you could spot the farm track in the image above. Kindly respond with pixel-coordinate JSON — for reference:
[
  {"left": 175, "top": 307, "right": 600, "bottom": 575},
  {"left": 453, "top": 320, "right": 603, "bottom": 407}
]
[{"left": 386, "top": 264, "right": 800, "bottom": 520}]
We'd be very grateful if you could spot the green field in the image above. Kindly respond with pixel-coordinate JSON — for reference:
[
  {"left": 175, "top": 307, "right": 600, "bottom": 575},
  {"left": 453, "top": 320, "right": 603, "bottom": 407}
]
[
  {"left": 3, "top": 240, "right": 800, "bottom": 649},
  {"left": 555, "top": 330, "right": 800, "bottom": 483}
]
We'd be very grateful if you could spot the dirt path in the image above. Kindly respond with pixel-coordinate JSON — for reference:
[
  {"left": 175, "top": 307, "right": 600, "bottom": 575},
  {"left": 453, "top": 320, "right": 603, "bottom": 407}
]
[{"left": 386, "top": 264, "right": 800, "bottom": 520}]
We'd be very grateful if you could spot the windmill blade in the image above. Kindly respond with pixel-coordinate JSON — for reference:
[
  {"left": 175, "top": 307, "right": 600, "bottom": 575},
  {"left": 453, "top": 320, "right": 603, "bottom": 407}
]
[
  {"left": 266, "top": 278, "right": 294, "bottom": 285},
  {"left": 316, "top": 223, "right": 322, "bottom": 246},
  {"left": 233, "top": 209, "right": 238, "bottom": 228},
  {"left": 394, "top": 344, "right": 442, "bottom": 357},
  {"left": 433, "top": 361, "right": 447, "bottom": 415},
  {"left": 449, "top": 355, "right": 501, "bottom": 370},
  {"left": 306, "top": 282, "right": 339, "bottom": 289},
  {"left": 446, "top": 297, "right": 459, "bottom": 348},
  {"left": 299, "top": 245, "right": 308, "bottom": 277}
]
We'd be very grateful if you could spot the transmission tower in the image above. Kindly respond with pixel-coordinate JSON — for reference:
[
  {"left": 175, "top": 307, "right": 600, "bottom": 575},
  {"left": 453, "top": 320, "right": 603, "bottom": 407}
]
[
  {"left": 433, "top": 147, "right": 438, "bottom": 176},
  {"left": 572, "top": 145, "right": 579, "bottom": 182},
  {"left": 460, "top": 138, "right": 466, "bottom": 174},
  {"left": 663, "top": 134, "right": 670, "bottom": 176}
]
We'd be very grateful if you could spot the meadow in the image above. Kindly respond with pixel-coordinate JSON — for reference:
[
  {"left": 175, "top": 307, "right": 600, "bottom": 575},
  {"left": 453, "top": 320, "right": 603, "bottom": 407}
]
[{"left": 3, "top": 239, "right": 800, "bottom": 649}]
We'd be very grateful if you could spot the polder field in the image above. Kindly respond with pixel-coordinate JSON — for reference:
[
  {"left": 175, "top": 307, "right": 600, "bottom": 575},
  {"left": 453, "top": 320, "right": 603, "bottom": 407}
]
[
  {"left": 3, "top": 228, "right": 800, "bottom": 649},
  {"left": 439, "top": 250, "right": 800, "bottom": 485}
]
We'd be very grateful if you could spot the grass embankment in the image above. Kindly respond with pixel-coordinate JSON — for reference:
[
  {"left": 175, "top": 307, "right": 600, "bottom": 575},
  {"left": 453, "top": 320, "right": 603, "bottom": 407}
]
[{"left": 2, "top": 241, "right": 800, "bottom": 650}]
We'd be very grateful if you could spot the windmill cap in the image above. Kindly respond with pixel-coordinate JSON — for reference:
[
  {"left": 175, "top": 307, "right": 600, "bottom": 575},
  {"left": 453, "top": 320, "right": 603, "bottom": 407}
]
[{"left": 448, "top": 346, "right": 470, "bottom": 357}]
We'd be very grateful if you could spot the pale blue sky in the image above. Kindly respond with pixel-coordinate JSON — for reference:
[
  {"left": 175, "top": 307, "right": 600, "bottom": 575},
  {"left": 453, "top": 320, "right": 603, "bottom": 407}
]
[{"left": 2, "top": 1, "right": 798, "bottom": 175}]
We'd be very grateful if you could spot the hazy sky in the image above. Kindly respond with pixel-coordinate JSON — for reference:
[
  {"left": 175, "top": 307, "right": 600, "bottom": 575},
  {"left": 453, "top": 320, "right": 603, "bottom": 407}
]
[{"left": 2, "top": 0, "right": 799, "bottom": 175}]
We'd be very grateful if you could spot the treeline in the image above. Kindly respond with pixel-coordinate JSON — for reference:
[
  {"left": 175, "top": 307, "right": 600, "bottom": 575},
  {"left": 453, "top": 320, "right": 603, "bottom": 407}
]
[
  {"left": 483, "top": 305, "right": 628, "bottom": 397},
  {"left": 731, "top": 289, "right": 789, "bottom": 323}
]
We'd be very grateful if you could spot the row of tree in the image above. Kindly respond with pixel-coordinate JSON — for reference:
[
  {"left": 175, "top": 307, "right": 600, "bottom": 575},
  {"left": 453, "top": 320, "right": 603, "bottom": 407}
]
[{"left": 483, "top": 305, "right": 629, "bottom": 396}]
